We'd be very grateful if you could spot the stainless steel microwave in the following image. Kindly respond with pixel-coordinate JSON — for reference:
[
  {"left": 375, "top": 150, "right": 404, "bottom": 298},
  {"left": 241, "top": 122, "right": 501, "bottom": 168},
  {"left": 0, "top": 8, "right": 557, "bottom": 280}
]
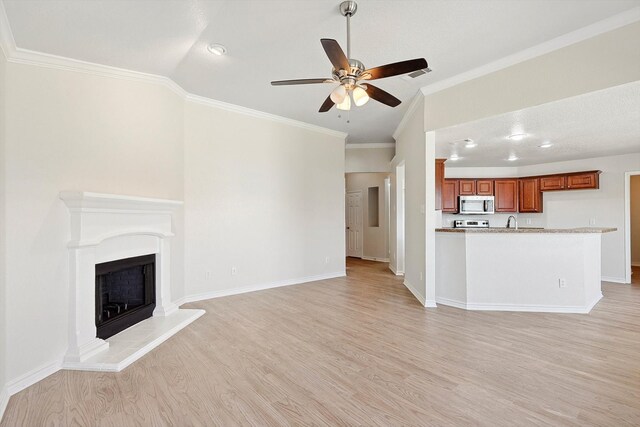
[{"left": 458, "top": 195, "right": 495, "bottom": 215}]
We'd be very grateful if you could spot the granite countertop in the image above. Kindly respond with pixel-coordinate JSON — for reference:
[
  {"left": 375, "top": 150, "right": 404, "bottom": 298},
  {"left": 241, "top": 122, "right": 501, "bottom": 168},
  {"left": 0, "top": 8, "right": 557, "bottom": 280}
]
[{"left": 436, "top": 227, "right": 617, "bottom": 234}]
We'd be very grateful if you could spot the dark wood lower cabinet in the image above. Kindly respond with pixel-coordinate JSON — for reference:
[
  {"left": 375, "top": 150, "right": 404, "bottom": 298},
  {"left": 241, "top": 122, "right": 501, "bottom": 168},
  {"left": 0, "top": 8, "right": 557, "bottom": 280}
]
[
  {"left": 519, "top": 178, "right": 543, "bottom": 213},
  {"left": 494, "top": 179, "right": 518, "bottom": 212}
]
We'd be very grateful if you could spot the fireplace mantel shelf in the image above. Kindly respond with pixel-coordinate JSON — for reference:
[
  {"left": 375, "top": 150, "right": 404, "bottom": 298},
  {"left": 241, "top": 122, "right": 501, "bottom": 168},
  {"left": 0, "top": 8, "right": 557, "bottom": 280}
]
[{"left": 60, "top": 191, "right": 183, "bottom": 212}]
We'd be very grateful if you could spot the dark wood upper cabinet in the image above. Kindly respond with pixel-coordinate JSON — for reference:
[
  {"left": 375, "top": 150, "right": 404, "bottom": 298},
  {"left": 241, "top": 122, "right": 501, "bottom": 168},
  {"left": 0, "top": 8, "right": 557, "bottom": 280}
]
[
  {"left": 518, "top": 178, "right": 543, "bottom": 213},
  {"left": 476, "top": 180, "right": 494, "bottom": 196},
  {"left": 458, "top": 180, "right": 476, "bottom": 196},
  {"left": 494, "top": 179, "right": 518, "bottom": 212},
  {"left": 540, "top": 175, "right": 565, "bottom": 191},
  {"left": 566, "top": 171, "right": 600, "bottom": 190},
  {"left": 442, "top": 179, "right": 459, "bottom": 213},
  {"left": 435, "top": 159, "right": 446, "bottom": 211}
]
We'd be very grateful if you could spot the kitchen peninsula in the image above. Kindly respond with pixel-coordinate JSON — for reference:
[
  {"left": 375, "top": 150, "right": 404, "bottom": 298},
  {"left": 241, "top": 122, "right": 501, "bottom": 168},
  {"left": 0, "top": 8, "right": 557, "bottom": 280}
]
[{"left": 435, "top": 227, "right": 616, "bottom": 313}]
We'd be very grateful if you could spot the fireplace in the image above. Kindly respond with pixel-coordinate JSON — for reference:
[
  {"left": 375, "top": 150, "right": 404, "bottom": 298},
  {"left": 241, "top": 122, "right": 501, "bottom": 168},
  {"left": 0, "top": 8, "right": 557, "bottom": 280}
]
[{"left": 95, "top": 254, "right": 156, "bottom": 339}]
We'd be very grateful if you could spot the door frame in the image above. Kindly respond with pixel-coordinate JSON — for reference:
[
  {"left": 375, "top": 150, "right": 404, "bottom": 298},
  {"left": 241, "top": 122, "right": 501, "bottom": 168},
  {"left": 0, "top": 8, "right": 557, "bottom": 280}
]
[
  {"left": 346, "top": 190, "right": 364, "bottom": 258},
  {"left": 624, "top": 170, "right": 640, "bottom": 283},
  {"left": 395, "top": 162, "right": 405, "bottom": 275}
]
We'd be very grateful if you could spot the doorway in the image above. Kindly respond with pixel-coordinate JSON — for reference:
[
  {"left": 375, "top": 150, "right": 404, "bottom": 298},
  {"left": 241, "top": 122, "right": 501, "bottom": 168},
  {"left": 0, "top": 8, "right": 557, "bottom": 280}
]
[
  {"left": 627, "top": 172, "right": 640, "bottom": 284},
  {"left": 346, "top": 190, "right": 363, "bottom": 258}
]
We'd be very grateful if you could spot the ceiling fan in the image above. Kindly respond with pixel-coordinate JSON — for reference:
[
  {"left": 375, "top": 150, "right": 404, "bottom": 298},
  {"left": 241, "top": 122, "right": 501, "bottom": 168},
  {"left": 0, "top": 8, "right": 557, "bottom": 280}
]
[{"left": 271, "top": 1, "right": 429, "bottom": 113}]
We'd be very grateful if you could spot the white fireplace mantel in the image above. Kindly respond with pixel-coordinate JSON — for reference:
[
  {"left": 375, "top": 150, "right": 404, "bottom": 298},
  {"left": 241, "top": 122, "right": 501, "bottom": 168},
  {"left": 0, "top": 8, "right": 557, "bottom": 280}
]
[{"left": 59, "top": 191, "right": 191, "bottom": 368}]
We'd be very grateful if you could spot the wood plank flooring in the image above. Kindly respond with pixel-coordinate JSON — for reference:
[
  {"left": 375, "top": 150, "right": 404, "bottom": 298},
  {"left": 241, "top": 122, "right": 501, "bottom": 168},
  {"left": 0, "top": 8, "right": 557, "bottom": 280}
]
[{"left": 3, "top": 258, "right": 640, "bottom": 426}]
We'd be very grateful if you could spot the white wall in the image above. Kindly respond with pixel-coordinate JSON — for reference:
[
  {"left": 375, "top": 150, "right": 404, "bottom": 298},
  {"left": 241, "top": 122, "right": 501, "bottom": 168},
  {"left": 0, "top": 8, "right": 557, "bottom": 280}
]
[
  {"left": 345, "top": 146, "right": 394, "bottom": 173},
  {"left": 631, "top": 175, "right": 640, "bottom": 266},
  {"left": 0, "top": 46, "right": 7, "bottom": 414},
  {"left": 345, "top": 173, "right": 389, "bottom": 260},
  {"left": 392, "top": 99, "right": 427, "bottom": 304},
  {"left": 183, "top": 101, "right": 345, "bottom": 300},
  {"left": 2, "top": 60, "right": 186, "bottom": 389},
  {"left": 444, "top": 152, "right": 640, "bottom": 282}
]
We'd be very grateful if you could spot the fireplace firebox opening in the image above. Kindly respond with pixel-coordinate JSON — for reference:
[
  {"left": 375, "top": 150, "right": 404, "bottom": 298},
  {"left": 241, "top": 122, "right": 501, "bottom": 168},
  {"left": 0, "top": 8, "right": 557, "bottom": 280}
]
[{"left": 95, "top": 254, "right": 156, "bottom": 340}]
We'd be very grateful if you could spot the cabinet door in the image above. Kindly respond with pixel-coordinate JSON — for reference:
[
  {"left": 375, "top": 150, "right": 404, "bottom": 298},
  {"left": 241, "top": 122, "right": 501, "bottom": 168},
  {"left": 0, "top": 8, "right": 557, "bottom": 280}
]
[
  {"left": 442, "top": 180, "right": 459, "bottom": 213},
  {"left": 494, "top": 180, "right": 518, "bottom": 212},
  {"left": 435, "top": 159, "right": 446, "bottom": 211},
  {"left": 458, "top": 180, "right": 476, "bottom": 196},
  {"left": 518, "top": 178, "right": 543, "bottom": 213},
  {"left": 476, "top": 180, "right": 494, "bottom": 195},
  {"left": 566, "top": 172, "right": 599, "bottom": 189},
  {"left": 540, "top": 175, "right": 565, "bottom": 191}
]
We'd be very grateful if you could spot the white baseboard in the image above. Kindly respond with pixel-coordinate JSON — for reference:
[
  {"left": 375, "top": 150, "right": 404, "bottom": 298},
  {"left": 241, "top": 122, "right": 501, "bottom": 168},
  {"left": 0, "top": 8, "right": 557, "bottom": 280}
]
[
  {"left": 0, "top": 386, "right": 8, "bottom": 424},
  {"left": 173, "top": 296, "right": 187, "bottom": 307},
  {"left": 602, "top": 275, "right": 628, "bottom": 284},
  {"left": 388, "top": 264, "right": 404, "bottom": 276},
  {"left": 403, "top": 279, "right": 426, "bottom": 306},
  {"left": 425, "top": 299, "right": 437, "bottom": 308},
  {"left": 436, "top": 293, "right": 603, "bottom": 314},
  {"left": 361, "top": 256, "right": 390, "bottom": 263},
  {"left": 6, "top": 357, "right": 63, "bottom": 396},
  {"left": 184, "top": 271, "right": 346, "bottom": 304}
]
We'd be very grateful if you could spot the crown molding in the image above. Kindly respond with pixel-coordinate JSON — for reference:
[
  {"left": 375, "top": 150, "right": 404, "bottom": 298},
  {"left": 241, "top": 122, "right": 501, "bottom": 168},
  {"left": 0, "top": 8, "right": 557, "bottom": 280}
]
[
  {"left": 185, "top": 93, "right": 347, "bottom": 140},
  {"left": 0, "top": 1, "right": 346, "bottom": 141},
  {"left": 345, "top": 143, "right": 395, "bottom": 149},
  {"left": 392, "top": 93, "right": 423, "bottom": 141},
  {"left": 419, "top": 6, "right": 640, "bottom": 96}
]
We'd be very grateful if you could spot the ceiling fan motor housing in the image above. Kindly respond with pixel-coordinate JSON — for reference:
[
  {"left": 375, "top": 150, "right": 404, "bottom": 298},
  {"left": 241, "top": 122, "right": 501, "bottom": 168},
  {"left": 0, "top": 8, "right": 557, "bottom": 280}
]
[{"left": 332, "top": 59, "right": 365, "bottom": 89}]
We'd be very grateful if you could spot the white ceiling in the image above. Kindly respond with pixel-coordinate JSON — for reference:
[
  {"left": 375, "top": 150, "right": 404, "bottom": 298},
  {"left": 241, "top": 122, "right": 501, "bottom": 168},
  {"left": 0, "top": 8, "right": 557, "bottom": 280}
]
[
  {"left": 435, "top": 81, "right": 640, "bottom": 167},
  {"left": 2, "top": 0, "right": 639, "bottom": 143}
]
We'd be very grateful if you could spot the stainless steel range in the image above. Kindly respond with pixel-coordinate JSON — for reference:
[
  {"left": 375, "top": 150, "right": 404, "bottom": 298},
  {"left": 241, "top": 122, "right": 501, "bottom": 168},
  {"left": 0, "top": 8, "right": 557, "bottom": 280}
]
[{"left": 453, "top": 219, "right": 490, "bottom": 228}]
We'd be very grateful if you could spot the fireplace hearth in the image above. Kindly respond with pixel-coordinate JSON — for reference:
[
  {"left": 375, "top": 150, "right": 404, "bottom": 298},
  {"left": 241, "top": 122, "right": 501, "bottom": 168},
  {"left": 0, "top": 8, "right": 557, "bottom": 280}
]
[{"left": 95, "top": 254, "right": 156, "bottom": 339}]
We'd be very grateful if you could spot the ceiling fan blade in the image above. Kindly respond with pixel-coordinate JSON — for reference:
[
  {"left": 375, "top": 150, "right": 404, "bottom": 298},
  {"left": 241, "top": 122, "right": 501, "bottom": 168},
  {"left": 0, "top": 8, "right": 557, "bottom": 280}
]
[
  {"left": 362, "top": 58, "right": 428, "bottom": 80},
  {"left": 271, "top": 78, "right": 333, "bottom": 86},
  {"left": 363, "top": 84, "right": 401, "bottom": 107},
  {"left": 319, "top": 95, "right": 334, "bottom": 112},
  {"left": 321, "top": 39, "right": 351, "bottom": 72}
]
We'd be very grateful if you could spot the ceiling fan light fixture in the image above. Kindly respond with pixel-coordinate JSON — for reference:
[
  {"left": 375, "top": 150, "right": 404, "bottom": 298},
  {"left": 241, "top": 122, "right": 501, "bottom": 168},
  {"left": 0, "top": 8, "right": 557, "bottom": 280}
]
[
  {"left": 330, "top": 85, "right": 347, "bottom": 104},
  {"left": 336, "top": 93, "right": 351, "bottom": 110},
  {"left": 352, "top": 86, "right": 369, "bottom": 106}
]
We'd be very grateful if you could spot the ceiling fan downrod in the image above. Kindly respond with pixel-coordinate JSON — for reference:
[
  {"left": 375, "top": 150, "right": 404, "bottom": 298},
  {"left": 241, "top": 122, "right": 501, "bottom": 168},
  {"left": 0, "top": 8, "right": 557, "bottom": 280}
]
[{"left": 339, "top": 1, "right": 358, "bottom": 60}]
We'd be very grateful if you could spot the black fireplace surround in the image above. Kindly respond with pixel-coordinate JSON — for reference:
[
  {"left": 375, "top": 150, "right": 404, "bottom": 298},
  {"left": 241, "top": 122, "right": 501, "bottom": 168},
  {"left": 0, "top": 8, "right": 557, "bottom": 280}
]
[{"left": 95, "top": 254, "right": 156, "bottom": 340}]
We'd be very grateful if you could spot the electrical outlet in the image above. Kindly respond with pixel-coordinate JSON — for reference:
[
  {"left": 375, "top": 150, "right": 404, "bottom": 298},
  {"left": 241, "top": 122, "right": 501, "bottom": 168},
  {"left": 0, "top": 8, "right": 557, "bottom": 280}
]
[
  {"left": 231, "top": 267, "right": 238, "bottom": 275},
  {"left": 419, "top": 272, "right": 423, "bottom": 281},
  {"left": 559, "top": 278, "right": 567, "bottom": 288},
  {"left": 325, "top": 256, "right": 330, "bottom": 264},
  {"left": 589, "top": 218, "right": 596, "bottom": 225},
  {"left": 526, "top": 218, "right": 532, "bottom": 225},
  {"left": 205, "top": 271, "right": 213, "bottom": 280}
]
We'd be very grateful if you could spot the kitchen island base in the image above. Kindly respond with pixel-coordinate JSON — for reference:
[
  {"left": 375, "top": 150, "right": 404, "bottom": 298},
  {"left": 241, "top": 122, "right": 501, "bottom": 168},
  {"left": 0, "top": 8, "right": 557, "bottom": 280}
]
[{"left": 435, "top": 229, "right": 614, "bottom": 313}]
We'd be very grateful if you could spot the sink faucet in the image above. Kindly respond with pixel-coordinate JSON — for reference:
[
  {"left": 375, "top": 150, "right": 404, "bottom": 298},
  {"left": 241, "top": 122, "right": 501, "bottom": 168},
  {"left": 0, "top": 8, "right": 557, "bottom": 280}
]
[{"left": 506, "top": 215, "right": 518, "bottom": 229}]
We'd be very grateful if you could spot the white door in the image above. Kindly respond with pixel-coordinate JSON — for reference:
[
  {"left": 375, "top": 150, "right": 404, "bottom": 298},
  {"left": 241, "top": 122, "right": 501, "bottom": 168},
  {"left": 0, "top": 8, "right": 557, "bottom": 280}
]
[{"left": 346, "top": 191, "right": 363, "bottom": 258}]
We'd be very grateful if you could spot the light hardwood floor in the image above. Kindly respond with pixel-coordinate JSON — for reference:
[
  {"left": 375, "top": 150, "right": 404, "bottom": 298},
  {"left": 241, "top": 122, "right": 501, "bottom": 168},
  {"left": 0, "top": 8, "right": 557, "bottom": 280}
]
[{"left": 3, "top": 258, "right": 640, "bottom": 426}]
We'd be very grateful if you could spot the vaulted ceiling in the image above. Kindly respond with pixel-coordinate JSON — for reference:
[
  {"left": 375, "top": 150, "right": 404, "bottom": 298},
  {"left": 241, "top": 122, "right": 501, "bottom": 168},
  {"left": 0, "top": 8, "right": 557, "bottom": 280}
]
[{"left": 2, "top": 0, "right": 639, "bottom": 143}]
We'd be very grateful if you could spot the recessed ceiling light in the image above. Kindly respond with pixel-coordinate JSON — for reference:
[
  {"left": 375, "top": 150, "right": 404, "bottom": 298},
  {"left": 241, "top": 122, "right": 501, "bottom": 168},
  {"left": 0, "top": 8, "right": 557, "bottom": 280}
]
[
  {"left": 207, "top": 43, "right": 227, "bottom": 56},
  {"left": 539, "top": 142, "right": 553, "bottom": 148},
  {"left": 507, "top": 155, "right": 518, "bottom": 161},
  {"left": 464, "top": 139, "right": 477, "bottom": 148},
  {"left": 507, "top": 133, "right": 526, "bottom": 141},
  {"left": 450, "top": 154, "right": 460, "bottom": 161}
]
